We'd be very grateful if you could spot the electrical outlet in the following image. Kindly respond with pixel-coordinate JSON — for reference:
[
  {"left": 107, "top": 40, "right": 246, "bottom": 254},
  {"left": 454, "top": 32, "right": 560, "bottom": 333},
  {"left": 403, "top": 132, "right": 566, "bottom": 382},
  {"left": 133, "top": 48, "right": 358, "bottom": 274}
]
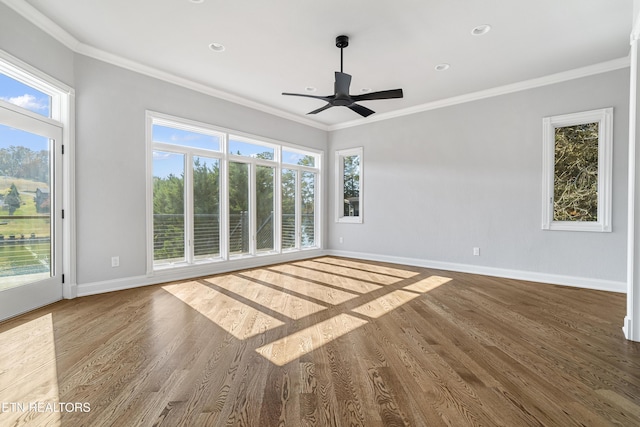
[
  {"left": 473, "top": 247, "right": 480, "bottom": 256},
  {"left": 339, "top": 237, "right": 344, "bottom": 244},
  {"left": 111, "top": 256, "right": 120, "bottom": 267}
]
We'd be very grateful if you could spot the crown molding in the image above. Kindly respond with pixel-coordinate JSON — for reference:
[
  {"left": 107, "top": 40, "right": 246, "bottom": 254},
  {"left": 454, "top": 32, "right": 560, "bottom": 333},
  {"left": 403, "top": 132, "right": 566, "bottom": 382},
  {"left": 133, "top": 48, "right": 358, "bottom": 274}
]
[
  {"left": 2, "top": 0, "right": 630, "bottom": 134},
  {"left": 73, "top": 43, "right": 328, "bottom": 130},
  {"left": 328, "top": 56, "right": 630, "bottom": 131},
  {"left": 0, "top": 0, "right": 328, "bottom": 131},
  {"left": 1, "top": 0, "right": 79, "bottom": 50},
  {"left": 632, "top": 1, "right": 640, "bottom": 42}
]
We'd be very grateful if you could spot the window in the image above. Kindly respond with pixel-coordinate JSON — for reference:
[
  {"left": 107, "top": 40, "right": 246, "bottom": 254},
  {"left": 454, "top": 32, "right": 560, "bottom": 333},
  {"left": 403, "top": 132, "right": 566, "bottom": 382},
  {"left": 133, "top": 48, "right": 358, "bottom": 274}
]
[
  {"left": 335, "top": 147, "right": 363, "bottom": 223},
  {"left": 151, "top": 121, "right": 222, "bottom": 268},
  {"left": 147, "top": 112, "right": 321, "bottom": 272},
  {"left": 542, "top": 108, "right": 612, "bottom": 232}
]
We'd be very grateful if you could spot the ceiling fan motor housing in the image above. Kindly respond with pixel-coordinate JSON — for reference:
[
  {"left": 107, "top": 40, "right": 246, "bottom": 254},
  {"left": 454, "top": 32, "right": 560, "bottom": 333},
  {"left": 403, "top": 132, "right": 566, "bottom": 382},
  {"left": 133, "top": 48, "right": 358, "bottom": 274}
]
[{"left": 336, "top": 35, "right": 349, "bottom": 48}]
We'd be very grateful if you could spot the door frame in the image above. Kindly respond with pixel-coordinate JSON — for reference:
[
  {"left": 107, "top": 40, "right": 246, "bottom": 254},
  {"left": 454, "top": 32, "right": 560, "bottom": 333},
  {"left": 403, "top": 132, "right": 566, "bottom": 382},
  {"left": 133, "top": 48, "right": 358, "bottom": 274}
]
[{"left": 0, "top": 50, "right": 76, "bottom": 311}]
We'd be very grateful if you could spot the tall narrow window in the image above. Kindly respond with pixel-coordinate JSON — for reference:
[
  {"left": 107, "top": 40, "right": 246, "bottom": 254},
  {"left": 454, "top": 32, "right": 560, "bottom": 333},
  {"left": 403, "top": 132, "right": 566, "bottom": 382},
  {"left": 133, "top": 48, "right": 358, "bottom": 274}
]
[
  {"left": 281, "top": 168, "right": 297, "bottom": 250},
  {"left": 152, "top": 151, "right": 185, "bottom": 265},
  {"left": 149, "top": 117, "right": 223, "bottom": 269},
  {"left": 228, "top": 161, "right": 249, "bottom": 255},
  {"left": 193, "top": 156, "right": 220, "bottom": 260},
  {"left": 0, "top": 52, "right": 73, "bottom": 319},
  {"left": 256, "top": 165, "right": 275, "bottom": 253},
  {"left": 301, "top": 171, "right": 316, "bottom": 247},
  {"left": 542, "top": 108, "right": 612, "bottom": 232},
  {"left": 336, "top": 147, "right": 363, "bottom": 223}
]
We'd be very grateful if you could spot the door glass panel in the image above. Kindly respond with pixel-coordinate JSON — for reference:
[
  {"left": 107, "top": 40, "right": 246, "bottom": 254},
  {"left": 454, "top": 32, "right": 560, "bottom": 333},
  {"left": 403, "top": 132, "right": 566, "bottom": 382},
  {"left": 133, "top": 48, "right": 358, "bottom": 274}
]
[
  {"left": 256, "top": 166, "right": 274, "bottom": 252},
  {"left": 152, "top": 151, "right": 185, "bottom": 265},
  {"left": 193, "top": 156, "right": 220, "bottom": 260},
  {"left": 301, "top": 171, "right": 316, "bottom": 248},
  {"left": 0, "top": 124, "right": 52, "bottom": 289},
  {"left": 281, "top": 168, "right": 296, "bottom": 250},
  {"left": 229, "top": 162, "right": 249, "bottom": 255}
]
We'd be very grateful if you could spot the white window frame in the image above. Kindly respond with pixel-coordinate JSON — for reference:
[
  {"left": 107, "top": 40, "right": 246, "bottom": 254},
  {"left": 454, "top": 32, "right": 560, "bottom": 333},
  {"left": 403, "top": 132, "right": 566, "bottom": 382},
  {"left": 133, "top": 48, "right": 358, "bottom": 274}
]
[
  {"left": 335, "top": 147, "right": 364, "bottom": 223},
  {"left": 0, "top": 50, "right": 76, "bottom": 298},
  {"left": 541, "top": 107, "right": 613, "bottom": 232},
  {"left": 146, "top": 111, "right": 322, "bottom": 275}
]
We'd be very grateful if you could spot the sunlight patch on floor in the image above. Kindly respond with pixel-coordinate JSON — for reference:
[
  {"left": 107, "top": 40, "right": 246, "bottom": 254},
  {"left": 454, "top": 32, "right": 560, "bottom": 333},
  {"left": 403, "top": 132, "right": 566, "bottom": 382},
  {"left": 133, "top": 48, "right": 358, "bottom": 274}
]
[
  {"left": 163, "top": 281, "right": 285, "bottom": 339},
  {"left": 239, "top": 269, "right": 358, "bottom": 305},
  {"left": 268, "top": 264, "right": 383, "bottom": 293},
  {"left": 403, "top": 275, "right": 452, "bottom": 293},
  {"left": 313, "top": 257, "right": 420, "bottom": 279},
  {"left": 293, "top": 260, "right": 403, "bottom": 285},
  {"left": 0, "top": 313, "right": 61, "bottom": 426},
  {"left": 254, "top": 274, "right": 454, "bottom": 365},
  {"left": 351, "top": 290, "right": 421, "bottom": 319},
  {"left": 205, "top": 275, "right": 327, "bottom": 319},
  {"left": 255, "top": 313, "right": 368, "bottom": 366}
]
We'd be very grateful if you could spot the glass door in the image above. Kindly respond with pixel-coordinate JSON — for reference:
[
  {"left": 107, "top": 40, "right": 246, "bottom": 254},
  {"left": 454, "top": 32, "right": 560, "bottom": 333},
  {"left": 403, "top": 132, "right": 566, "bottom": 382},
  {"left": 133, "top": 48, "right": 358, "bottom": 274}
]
[{"left": 0, "top": 104, "right": 63, "bottom": 320}]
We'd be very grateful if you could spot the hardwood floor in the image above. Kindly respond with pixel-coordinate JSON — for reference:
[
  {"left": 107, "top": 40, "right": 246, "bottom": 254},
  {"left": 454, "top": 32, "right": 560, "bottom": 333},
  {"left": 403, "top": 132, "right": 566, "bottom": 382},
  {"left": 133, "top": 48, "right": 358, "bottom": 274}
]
[{"left": 1, "top": 256, "right": 639, "bottom": 426}]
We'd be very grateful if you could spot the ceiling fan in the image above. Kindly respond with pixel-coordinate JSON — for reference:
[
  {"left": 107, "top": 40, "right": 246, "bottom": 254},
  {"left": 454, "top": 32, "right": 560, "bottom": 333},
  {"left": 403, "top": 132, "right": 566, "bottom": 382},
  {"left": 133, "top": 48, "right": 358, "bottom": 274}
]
[{"left": 282, "top": 35, "right": 404, "bottom": 118}]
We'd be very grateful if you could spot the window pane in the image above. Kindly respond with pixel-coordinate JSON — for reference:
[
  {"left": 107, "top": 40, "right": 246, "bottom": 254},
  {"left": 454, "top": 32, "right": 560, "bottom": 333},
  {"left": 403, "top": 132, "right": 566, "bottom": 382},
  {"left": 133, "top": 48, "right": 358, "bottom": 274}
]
[
  {"left": 343, "top": 155, "right": 360, "bottom": 217},
  {"left": 152, "top": 124, "right": 221, "bottom": 151},
  {"left": 553, "top": 123, "right": 598, "bottom": 222},
  {"left": 0, "top": 73, "right": 51, "bottom": 118},
  {"left": 256, "top": 166, "right": 274, "bottom": 252},
  {"left": 0, "top": 125, "right": 52, "bottom": 287},
  {"left": 283, "top": 150, "right": 315, "bottom": 167},
  {"left": 301, "top": 172, "right": 316, "bottom": 247},
  {"left": 193, "top": 156, "right": 220, "bottom": 260},
  {"left": 229, "top": 162, "right": 249, "bottom": 255},
  {"left": 153, "top": 151, "right": 185, "bottom": 264},
  {"left": 229, "top": 138, "right": 274, "bottom": 160},
  {"left": 281, "top": 169, "right": 296, "bottom": 250}
]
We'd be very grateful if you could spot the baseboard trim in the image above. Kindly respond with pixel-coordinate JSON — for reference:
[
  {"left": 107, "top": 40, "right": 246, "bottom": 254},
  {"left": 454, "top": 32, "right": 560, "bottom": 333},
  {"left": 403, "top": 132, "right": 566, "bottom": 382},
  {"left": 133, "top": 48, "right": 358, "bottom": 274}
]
[
  {"left": 77, "top": 249, "right": 328, "bottom": 297},
  {"left": 76, "top": 248, "right": 625, "bottom": 297},
  {"left": 326, "top": 250, "right": 626, "bottom": 293}
]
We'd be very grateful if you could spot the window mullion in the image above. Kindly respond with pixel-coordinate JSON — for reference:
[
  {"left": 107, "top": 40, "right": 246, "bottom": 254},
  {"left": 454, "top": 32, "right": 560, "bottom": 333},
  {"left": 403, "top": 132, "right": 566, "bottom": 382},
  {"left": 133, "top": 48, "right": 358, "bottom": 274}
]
[
  {"left": 185, "top": 152, "right": 194, "bottom": 264},
  {"left": 249, "top": 162, "right": 257, "bottom": 255},
  {"left": 220, "top": 135, "right": 229, "bottom": 260},
  {"left": 274, "top": 166, "right": 282, "bottom": 253},
  {"left": 295, "top": 169, "right": 302, "bottom": 249}
]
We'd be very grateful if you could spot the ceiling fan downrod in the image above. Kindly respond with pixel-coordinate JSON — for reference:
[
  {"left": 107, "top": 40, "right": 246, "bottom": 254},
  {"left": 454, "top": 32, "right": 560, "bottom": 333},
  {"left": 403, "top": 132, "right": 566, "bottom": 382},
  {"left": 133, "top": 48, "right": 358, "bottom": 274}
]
[{"left": 336, "top": 35, "right": 349, "bottom": 73}]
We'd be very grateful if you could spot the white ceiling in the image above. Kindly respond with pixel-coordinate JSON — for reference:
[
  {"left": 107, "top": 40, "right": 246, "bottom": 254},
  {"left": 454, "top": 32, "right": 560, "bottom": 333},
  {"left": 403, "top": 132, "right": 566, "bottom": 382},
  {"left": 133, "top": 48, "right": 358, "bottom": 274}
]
[{"left": 13, "top": 0, "right": 634, "bottom": 128}]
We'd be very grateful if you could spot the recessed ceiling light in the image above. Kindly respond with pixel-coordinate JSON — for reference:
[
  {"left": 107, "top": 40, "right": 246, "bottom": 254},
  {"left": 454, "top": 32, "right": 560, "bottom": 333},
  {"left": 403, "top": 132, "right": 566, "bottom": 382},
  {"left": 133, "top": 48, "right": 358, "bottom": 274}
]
[
  {"left": 471, "top": 24, "right": 491, "bottom": 36},
  {"left": 434, "top": 63, "right": 450, "bottom": 71},
  {"left": 190, "top": 0, "right": 204, "bottom": 3},
  {"left": 305, "top": 86, "right": 317, "bottom": 92},
  {"left": 209, "top": 42, "right": 225, "bottom": 52}
]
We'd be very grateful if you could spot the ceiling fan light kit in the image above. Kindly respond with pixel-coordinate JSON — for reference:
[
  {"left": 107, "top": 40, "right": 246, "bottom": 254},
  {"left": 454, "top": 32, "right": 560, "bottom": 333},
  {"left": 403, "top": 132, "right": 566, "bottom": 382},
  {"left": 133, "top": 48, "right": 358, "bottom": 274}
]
[{"left": 282, "top": 35, "right": 404, "bottom": 118}]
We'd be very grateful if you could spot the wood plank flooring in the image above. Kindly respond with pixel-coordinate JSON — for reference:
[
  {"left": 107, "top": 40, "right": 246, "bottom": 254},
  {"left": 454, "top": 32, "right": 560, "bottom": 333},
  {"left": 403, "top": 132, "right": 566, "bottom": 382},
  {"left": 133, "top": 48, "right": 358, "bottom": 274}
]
[{"left": 1, "top": 256, "right": 639, "bottom": 426}]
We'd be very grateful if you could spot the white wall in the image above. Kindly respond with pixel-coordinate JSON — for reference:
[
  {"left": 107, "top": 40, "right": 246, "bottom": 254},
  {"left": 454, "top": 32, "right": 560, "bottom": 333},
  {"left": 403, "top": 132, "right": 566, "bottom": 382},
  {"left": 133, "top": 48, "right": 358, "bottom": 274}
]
[
  {"left": 328, "top": 69, "right": 630, "bottom": 289},
  {"left": 0, "top": 3, "right": 328, "bottom": 289},
  {"left": 73, "top": 56, "right": 327, "bottom": 285},
  {"left": 0, "top": 3, "right": 74, "bottom": 86}
]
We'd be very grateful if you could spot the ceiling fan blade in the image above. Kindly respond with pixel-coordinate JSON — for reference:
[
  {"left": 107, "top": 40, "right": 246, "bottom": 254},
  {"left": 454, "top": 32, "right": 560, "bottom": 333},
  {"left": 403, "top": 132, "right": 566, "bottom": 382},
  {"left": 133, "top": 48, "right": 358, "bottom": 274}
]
[
  {"left": 282, "top": 92, "right": 332, "bottom": 101},
  {"left": 352, "top": 88, "right": 404, "bottom": 102},
  {"left": 307, "top": 104, "right": 333, "bottom": 115},
  {"left": 348, "top": 103, "right": 375, "bottom": 117},
  {"left": 334, "top": 72, "right": 352, "bottom": 96}
]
